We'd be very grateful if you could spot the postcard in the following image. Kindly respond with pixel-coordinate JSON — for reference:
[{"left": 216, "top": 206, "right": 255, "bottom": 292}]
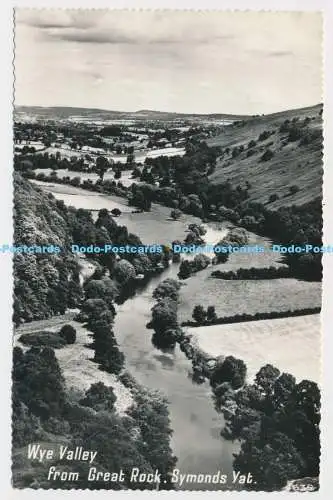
[{"left": 11, "top": 8, "right": 323, "bottom": 492}]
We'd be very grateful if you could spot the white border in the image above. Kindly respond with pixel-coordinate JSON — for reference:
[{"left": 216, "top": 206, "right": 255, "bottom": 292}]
[{"left": 1, "top": 1, "right": 332, "bottom": 499}]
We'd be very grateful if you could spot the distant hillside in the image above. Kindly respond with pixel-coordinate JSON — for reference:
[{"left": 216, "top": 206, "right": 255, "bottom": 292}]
[
  {"left": 14, "top": 105, "right": 249, "bottom": 122},
  {"left": 207, "top": 104, "right": 323, "bottom": 209}
]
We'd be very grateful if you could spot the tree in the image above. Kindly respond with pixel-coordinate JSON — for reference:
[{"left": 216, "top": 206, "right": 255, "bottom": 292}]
[
  {"left": 59, "top": 324, "right": 77, "bottom": 344},
  {"left": 80, "top": 382, "right": 117, "bottom": 412},
  {"left": 13, "top": 346, "right": 65, "bottom": 420},
  {"left": 126, "top": 153, "right": 135, "bottom": 166},
  {"left": 211, "top": 356, "right": 247, "bottom": 390},
  {"left": 95, "top": 156, "right": 110, "bottom": 181},
  {"left": 113, "top": 259, "right": 136, "bottom": 284},
  {"left": 220, "top": 366, "right": 321, "bottom": 490},
  {"left": 289, "top": 185, "right": 300, "bottom": 195},
  {"left": 84, "top": 278, "right": 118, "bottom": 310},
  {"left": 131, "top": 167, "right": 141, "bottom": 178},
  {"left": 269, "top": 194, "right": 279, "bottom": 203},
  {"left": 193, "top": 254, "right": 210, "bottom": 271},
  {"left": 95, "top": 208, "right": 117, "bottom": 236},
  {"left": 129, "top": 189, "right": 152, "bottom": 212},
  {"left": 178, "top": 260, "right": 192, "bottom": 279},
  {"left": 192, "top": 305, "right": 207, "bottom": 324},
  {"left": 114, "top": 168, "right": 122, "bottom": 180},
  {"left": 80, "top": 298, "right": 114, "bottom": 326},
  {"left": 255, "top": 364, "right": 280, "bottom": 394},
  {"left": 188, "top": 223, "right": 206, "bottom": 236},
  {"left": 132, "top": 254, "right": 152, "bottom": 275},
  {"left": 153, "top": 279, "right": 181, "bottom": 301},
  {"left": 92, "top": 319, "right": 124, "bottom": 374},
  {"left": 111, "top": 208, "right": 122, "bottom": 217},
  {"left": 152, "top": 328, "right": 178, "bottom": 350},
  {"left": 234, "top": 432, "right": 304, "bottom": 491},
  {"left": 206, "top": 305, "right": 217, "bottom": 322},
  {"left": 261, "top": 149, "right": 274, "bottom": 162},
  {"left": 151, "top": 298, "right": 178, "bottom": 334},
  {"left": 171, "top": 240, "right": 182, "bottom": 263}
]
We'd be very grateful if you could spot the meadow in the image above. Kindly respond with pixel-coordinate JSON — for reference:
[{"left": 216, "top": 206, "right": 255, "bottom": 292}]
[
  {"left": 187, "top": 314, "right": 321, "bottom": 383},
  {"left": 15, "top": 316, "right": 133, "bottom": 416}
]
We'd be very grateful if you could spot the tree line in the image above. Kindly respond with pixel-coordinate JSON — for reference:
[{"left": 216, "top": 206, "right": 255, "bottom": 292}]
[{"left": 183, "top": 306, "right": 321, "bottom": 327}]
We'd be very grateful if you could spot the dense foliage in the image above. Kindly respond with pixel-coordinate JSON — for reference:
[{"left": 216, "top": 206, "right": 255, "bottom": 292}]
[
  {"left": 149, "top": 279, "right": 182, "bottom": 349},
  {"left": 211, "top": 266, "right": 290, "bottom": 280},
  {"left": 12, "top": 346, "right": 176, "bottom": 489},
  {"left": 13, "top": 174, "right": 83, "bottom": 324},
  {"left": 214, "top": 364, "right": 320, "bottom": 491},
  {"left": 13, "top": 175, "right": 170, "bottom": 325},
  {"left": 182, "top": 306, "right": 321, "bottom": 327}
]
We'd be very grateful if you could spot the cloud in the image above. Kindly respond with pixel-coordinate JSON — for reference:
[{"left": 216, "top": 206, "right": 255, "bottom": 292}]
[
  {"left": 269, "top": 50, "right": 294, "bottom": 57},
  {"left": 52, "top": 30, "right": 133, "bottom": 45},
  {"left": 14, "top": 10, "right": 322, "bottom": 114},
  {"left": 15, "top": 10, "right": 98, "bottom": 30},
  {"left": 51, "top": 30, "right": 233, "bottom": 45},
  {"left": 17, "top": 10, "right": 234, "bottom": 46}
]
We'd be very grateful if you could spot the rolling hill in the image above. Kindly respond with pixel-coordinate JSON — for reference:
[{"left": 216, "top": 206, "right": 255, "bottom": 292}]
[
  {"left": 207, "top": 104, "right": 323, "bottom": 209},
  {"left": 14, "top": 105, "right": 249, "bottom": 123}
]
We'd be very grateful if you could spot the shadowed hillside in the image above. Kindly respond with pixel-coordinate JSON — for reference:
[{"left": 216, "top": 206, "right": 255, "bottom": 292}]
[
  {"left": 13, "top": 174, "right": 84, "bottom": 324},
  {"left": 207, "top": 104, "right": 323, "bottom": 209}
]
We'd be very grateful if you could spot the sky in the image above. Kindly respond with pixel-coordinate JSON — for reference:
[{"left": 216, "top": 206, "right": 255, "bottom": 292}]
[{"left": 15, "top": 10, "right": 323, "bottom": 115}]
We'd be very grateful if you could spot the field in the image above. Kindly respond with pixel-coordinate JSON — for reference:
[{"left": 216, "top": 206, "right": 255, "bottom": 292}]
[
  {"left": 207, "top": 104, "right": 323, "bottom": 209},
  {"left": 188, "top": 314, "right": 321, "bottom": 383},
  {"left": 40, "top": 146, "right": 185, "bottom": 164},
  {"left": 31, "top": 180, "right": 229, "bottom": 246},
  {"left": 34, "top": 167, "right": 136, "bottom": 187},
  {"left": 179, "top": 276, "right": 321, "bottom": 323},
  {"left": 177, "top": 227, "right": 321, "bottom": 322},
  {"left": 15, "top": 316, "right": 133, "bottom": 416}
]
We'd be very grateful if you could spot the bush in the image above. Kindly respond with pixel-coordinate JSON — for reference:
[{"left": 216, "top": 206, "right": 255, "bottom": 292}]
[
  {"left": 178, "top": 260, "right": 192, "bottom": 279},
  {"left": 261, "top": 149, "right": 274, "bottom": 162},
  {"left": 113, "top": 259, "right": 136, "bottom": 284},
  {"left": 289, "top": 185, "right": 300, "bottom": 195},
  {"left": 269, "top": 193, "right": 279, "bottom": 203},
  {"left": 170, "top": 209, "right": 182, "bottom": 220},
  {"left": 193, "top": 254, "right": 210, "bottom": 271},
  {"left": 192, "top": 305, "right": 207, "bottom": 324},
  {"left": 287, "top": 126, "right": 303, "bottom": 142},
  {"left": 258, "top": 130, "right": 271, "bottom": 141},
  {"left": 111, "top": 208, "right": 122, "bottom": 217},
  {"left": 153, "top": 279, "right": 181, "bottom": 301},
  {"left": 206, "top": 306, "right": 217, "bottom": 322},
  {"left": 19, "top": 331, "right": 67, "bottom": 349},
  {"left": 59, "top": 324, "right": 77, "bottom": 344}
]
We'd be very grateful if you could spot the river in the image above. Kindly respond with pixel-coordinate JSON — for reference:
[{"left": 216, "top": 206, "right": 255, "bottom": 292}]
[
  {"left": 114, "top": 264, "right": 238, "bottom": 490},
  {"left": 31, "top": 180, "right": 238, "bottom": 490}
]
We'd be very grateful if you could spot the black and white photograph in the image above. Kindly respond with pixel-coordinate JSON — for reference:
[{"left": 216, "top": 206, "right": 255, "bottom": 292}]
[{"left": 12, "top": 9, "right": 322, "bottom": 492}]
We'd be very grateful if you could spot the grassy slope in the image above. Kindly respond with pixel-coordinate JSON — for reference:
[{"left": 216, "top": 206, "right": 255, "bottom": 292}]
[
  {"left": 179, "top": 276, "right": 321, "bottom": 324},
  {"left": 178, "top": 228, "right": 322, "bottom": 322},
  {"left": 188, "top": 314, "right": 320, "bottom": 383},
  {"left": 15, "top": 315, "right": 133, "bottom": 416},
  {"left": 207, "top": 104, "right": 323, "bottom": 209}
]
